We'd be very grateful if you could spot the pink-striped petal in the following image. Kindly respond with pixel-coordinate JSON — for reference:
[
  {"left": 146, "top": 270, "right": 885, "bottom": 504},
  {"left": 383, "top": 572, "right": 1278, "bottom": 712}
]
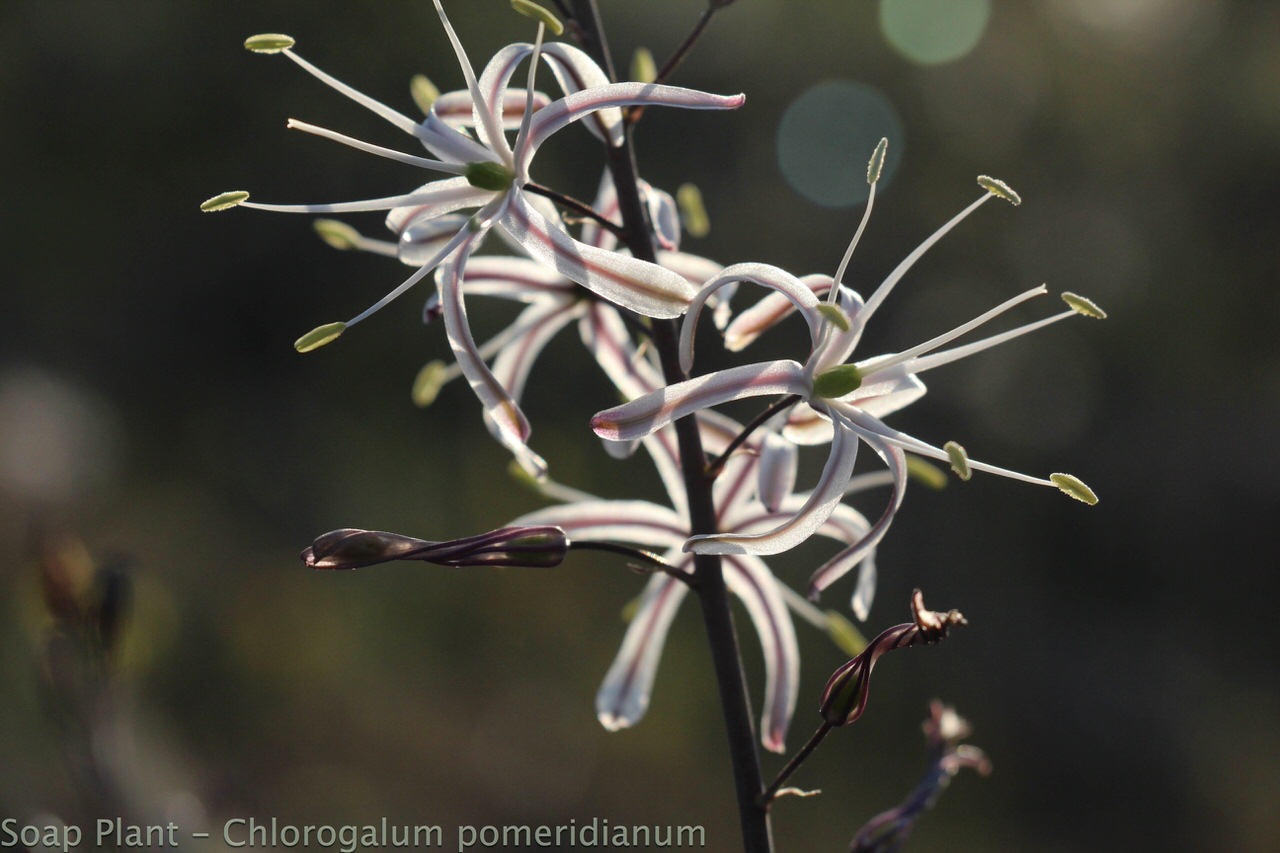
[
  {"left": 385, "top": 176, "right": 494, "bottom": 235},
  {"left": 592, "top": 360, "right": 809, "bottom": 443},
  {"left": 453, "top": 255, "right": 578, "bottom": 301},
  {"left": 806, "top": 430, "right": 907, "bottom": 603},
  {"left": 432, "top": 86, "right": 551, "bottom": 129},
  {"left": 437, "top": 223, "right": 547, "bottom": 480},
  {"left": 686, "top": 406, "right": 859, "bottom": 556},
  {"left": 490, "top": 299, "right": 587, "bottom": 404},
  {"left": 578, "top": 302, "right": 665, "bottom": 400},
  {"left": 724, "top": 555, "right": 800, "bottom": 753},
  {"left": 596, "top": 569, "right": 691, "bottom": 731},
  {"left": 502, "top": 190, "right": 697, "bottom": 318},
  {"left": 680, "top": 264, "right": 822, "bottom": 374},
  {"left": 722, "top": 274, "right": 835, "bottom": 352},
  {"left": 519, "top": 82, "right": 745, "bottom": 177},
  {"left": 757, "top": 432, "right": 798, "bottom": 513}
]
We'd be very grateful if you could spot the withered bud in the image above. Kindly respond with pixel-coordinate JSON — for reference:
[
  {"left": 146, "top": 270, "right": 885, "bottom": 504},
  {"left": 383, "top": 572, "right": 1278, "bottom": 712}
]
[
  {"left": 851, "top": 701, "right": 991, "bottom": 853},
  {"left": 302, "top": 526, "right": 569, "bottom": 571},
  {"left": 819, "top": 590, "right": 965, "bottom": 727}
]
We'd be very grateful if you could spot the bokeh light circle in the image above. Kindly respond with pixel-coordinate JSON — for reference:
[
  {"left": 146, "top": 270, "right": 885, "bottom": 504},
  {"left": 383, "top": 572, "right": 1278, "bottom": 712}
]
[
  {"left": 776, "top": 81, "right": 904, "bottom": 208},
  {"left": 880, "top": 0, "right": 992, "bottom": 65}
]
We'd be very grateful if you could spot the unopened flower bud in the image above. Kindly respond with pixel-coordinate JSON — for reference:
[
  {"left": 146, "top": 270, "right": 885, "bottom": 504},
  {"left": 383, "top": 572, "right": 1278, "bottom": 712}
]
[{"left": 302, "top": 526, "right": 569, "bottom": 570}]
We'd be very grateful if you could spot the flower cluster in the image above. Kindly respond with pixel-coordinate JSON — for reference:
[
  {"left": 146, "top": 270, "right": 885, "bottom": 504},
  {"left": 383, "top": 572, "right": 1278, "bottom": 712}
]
[{"left": 207, "top": 0, "right": 1100, "bottom": 762}]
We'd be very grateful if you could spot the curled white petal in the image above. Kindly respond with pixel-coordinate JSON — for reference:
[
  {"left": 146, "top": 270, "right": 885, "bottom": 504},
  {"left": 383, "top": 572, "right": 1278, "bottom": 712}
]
[{"left": 592, "top": 360, "right": 809, "bottom": 443}]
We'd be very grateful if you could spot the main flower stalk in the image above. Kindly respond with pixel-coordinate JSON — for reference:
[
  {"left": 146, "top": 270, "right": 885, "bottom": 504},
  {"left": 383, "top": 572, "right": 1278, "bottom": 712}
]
[{"left": 568, "top": 3, "right": 773, "bottom": 852}]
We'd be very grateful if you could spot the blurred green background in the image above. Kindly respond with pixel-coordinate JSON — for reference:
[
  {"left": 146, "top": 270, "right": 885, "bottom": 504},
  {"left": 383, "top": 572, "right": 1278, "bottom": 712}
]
[{"left": 2, "top": 1, "right": 1277, "bottom": 851}]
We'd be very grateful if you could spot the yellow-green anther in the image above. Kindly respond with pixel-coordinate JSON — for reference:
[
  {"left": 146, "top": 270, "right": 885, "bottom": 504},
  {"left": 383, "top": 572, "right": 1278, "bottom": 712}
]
[
  {"left": 1051, "top": 473, "right": 1098, "bottom": 505},
  {"left": 944, "top": 440, "right": 972, "bottom": 481},
  {"left": 825, "top": 610, "right": 868, "bottom": 657},
  {"left": 244, "top": 34, "right": 296, "bottom": 54},
  {"left": 464, "top": 161, "right": 515, "bottom": 192},
  {"left": 677, "top": 183, "right": 710, "bottom": 238},
  {"left": 620, "top": 593, "right": 642, "bottom": 624},
  {"left": 816, "top": 303, "right": 851, "bottom": 332},
  {"left": 1062, "top": 292, "right": 1107, "bottom": 319},
  {"left": 410, "top": 74, "right": 440, "bottom": 115},
  {"left": 867, "top": 137, "right": 888, "bottom": 184},
  {"left": 411, "top": 361, "right": 448, "bottom": 407},
  {"left": 905, "top": 456, "right": 948, "bottom": 490},
  {"left": 977, "top": 175, "right": 1021, "bottom": 206},
  {"left": 313, "top": 219, "right": 361, "bottom": 251},
  {"left": 200, "top": 190, "right": 250, "bottom": 212},
  {"left": 294, "top": 321, "right": 346, "bottom": 353},
  {"left": 813, "top": 365, "right": 863, "bottom": 399},
  {"left": 510, "top": 0, "right": 564, "bottom": 35},
  {"left": 631, "top": 47, "right": 657, "bottom": 84}
]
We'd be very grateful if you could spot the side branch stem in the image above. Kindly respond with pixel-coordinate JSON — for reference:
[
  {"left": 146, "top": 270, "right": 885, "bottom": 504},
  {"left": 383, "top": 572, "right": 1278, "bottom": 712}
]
[{"left": 569, "top": 3, "right": 772, "bottom": 851}]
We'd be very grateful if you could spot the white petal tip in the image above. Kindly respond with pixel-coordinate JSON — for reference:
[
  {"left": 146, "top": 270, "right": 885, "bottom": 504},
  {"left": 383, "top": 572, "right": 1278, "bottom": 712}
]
[
  {"left": 1050, "top": 473, "right": 1098, "bottom": 505},
  {"left": 1062, "top": 292, "right": 1107, "bottom": 319},
  {"left": 244, "top": 33, "right": 295, "bottom": 54},
  {"left": 597, "top": 712, "right": 635, "bottom": 733},
  {"left": 977, "top": 175, "right": 1021, "bottom": 206}
]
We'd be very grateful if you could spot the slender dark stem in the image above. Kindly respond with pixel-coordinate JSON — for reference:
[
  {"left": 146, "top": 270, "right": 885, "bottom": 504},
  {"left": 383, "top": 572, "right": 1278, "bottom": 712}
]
[
  {"left": 569, "top": 540, "right": 696, "bottom": 586},
  {"left": 569, "top": 3, "right": 772, "bottom": 852},
  {"left": 759, "top": 722, "right": 833, "bottom": 807},
  {"left": 705, "top": 394, "right": 803, "bottom": 481},
  {"left": 523, "top": 181, "right": 627, "bottom": 241},
  {"left": 655, "top": 7, "right": 718, "bottom": 87}
]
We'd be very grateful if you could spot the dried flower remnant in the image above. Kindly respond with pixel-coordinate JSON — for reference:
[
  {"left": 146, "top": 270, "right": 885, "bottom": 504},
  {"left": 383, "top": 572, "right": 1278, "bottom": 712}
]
[
  {"left": 850, "top": 701, "right": 992, "bottom": 853},
  {"left": 818, "top": 590, "right": 966, "bottom": 727}
]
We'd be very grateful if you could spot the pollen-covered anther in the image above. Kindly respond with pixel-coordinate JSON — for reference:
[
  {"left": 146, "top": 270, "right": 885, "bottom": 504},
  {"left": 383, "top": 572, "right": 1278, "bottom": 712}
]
[
  {"left": 816, "top": 303, "right": 851, "bottom": 332},
  {"left": 867, "top": 137, "right": 888, "bottom": 184},
  {"left": 511, "top": 0, "right": 565, "bottom": 36},
  {"left": 294, "top": 322, "right": 346, "bottom": 353},
  {"left": 1061, "top": 292, "right": 1107, "bottom": 319},
  {"left": 412, "top": 361, "right": 449, "bottom": 407},
  {"left": 677, "top": 183, "right": 710, "bottom": 238},
  {"left": 631, "top": 47, "right": 657, "bottom": 84},
  {"left": 813, "top": 364, "right": 863, "bottom": 398},
  {"left": 313, "top": 219, "right": 361, "bottom": 250},
  {"left": 244, "top": 34, "right": 296, "bottom": 54},
  {"left": 977, "top": 175, "right": 1021, "bottom": 206},
  {"left": 410, "top": 74, "right": 440, "bottom": 114},
  {"left": 200, "top": 191, "right": 250, "bottom": 212},
  {"left": 943, "top": 441, "right": 972, "bottom": 481},
  {"left": 1050, "top": 473, "right": 1099, "bottom": 505}
]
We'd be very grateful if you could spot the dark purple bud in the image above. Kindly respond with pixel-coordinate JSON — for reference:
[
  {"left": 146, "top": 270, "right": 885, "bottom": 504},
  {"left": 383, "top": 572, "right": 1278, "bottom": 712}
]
[
  {"left": 819, "top": 590, "right": 966, "bottom": 727},
  {"left": 302, "top": 526, "right": 569, "bottom": 570}
]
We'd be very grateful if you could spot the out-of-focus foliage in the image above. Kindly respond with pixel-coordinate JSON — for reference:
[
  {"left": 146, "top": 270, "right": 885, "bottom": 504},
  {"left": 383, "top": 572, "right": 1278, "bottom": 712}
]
[{"left": 2, "top": 2, "right": 1277, "bottom": 852}]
